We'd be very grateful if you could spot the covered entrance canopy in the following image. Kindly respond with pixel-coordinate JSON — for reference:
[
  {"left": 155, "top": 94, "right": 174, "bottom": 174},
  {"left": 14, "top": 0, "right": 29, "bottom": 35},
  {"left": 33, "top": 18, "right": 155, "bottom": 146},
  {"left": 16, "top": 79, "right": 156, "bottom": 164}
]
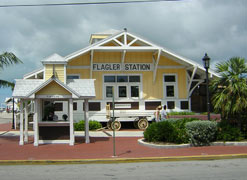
[{"left": 12, "top": 77, "right": 95, "bottom": 146}]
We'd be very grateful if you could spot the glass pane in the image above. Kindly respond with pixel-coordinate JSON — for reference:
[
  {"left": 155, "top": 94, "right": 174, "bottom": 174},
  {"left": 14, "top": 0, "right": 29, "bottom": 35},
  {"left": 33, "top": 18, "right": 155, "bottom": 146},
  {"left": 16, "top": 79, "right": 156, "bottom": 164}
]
[
  {"left": 104, "top": 76, "right": 115, "bottom": 82},
  {"left": 166, "top": 85, "right": 174, "bottom": 97},
  {"left": 164, "top": 75, "right": 175, "bottom": 82},
  {"left": 118, "top": 86, "right": 127, "bottom": 97},
  {"left": 131, "top": 86, "right": 139, "bottom": 97},
  {"left": 167, "top": 101, "right": 175, "bottom": 109},
  {"left": 67, "top": 75, "right": 79, "bottom": 79},
  {"left": 117, "top": 76, "right": 128, "bottom": 82},
  {"left": 129, "top": 76, "right": 140, "bottom": 82},
  {"left": 106, "top": 86, "right": 113, "bottom": 97}
]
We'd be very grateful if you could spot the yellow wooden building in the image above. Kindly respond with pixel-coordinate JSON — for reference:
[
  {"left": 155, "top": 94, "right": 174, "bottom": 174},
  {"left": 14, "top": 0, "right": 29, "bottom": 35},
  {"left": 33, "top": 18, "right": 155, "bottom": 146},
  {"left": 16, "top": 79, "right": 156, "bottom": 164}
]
[{"left": 13, "top": 29, "right": 218, "bottom": 146}]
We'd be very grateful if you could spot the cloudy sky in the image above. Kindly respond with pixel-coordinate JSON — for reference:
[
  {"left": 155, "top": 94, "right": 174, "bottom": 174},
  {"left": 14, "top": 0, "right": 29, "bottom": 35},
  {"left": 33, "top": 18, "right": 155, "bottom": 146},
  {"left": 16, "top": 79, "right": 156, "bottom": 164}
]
[{"left": 0, "top": 0, "right": 246, "bottom": 105}]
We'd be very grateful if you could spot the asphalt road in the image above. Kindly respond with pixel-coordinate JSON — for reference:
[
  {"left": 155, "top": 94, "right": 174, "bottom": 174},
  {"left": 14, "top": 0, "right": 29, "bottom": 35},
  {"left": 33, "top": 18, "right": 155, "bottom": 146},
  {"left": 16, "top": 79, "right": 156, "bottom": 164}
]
[{"left": 0, "top": 159, "right": 246, "bottom": 180}]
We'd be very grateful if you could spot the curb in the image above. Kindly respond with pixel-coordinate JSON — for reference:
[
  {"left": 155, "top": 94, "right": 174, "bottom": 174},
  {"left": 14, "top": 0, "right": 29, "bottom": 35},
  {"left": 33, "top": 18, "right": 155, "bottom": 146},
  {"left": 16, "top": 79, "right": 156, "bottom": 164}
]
[
  {"left": 1, "top": 154, "right": 247, "bottom": 165},
  {"left": 138, "top": 139, "right": 247, "bottom": 149},
  {"left": 138, "top": 139, "right": 191, "bottom": 149}
]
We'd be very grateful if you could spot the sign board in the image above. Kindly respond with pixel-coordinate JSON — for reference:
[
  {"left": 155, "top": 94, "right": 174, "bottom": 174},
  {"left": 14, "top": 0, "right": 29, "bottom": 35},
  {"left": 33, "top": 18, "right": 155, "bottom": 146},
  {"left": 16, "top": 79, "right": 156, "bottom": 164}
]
[
  {"left": 93, "top": 63, "right": 153, "bottom": 71},
  {"left": 114, "top": 103, "right": 131, "bottom": 109}
]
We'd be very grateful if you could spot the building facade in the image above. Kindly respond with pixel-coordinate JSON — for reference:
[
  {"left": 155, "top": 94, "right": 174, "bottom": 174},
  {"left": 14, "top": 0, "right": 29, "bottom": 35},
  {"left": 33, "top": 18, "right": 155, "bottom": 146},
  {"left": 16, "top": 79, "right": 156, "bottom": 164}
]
[{"left": 13, "top": 29, "right": 218, "bottom": 145}]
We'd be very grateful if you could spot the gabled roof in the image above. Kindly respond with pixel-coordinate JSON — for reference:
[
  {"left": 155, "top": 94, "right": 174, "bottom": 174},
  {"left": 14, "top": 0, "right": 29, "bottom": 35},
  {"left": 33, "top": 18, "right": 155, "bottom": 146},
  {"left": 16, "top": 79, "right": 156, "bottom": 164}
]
[
  {"left": 12, "top": 79, "right": 44, "bottom": 98},
  {"left": 65, "top": 29, "right": 219, "bottom": 77},
  {"left": 41, "top": 53, "right": 67, "bottom": 64},
  {"left": 13, "top": 78, "right": 95, "bottom": 99},
  {"left": 26, "top": 77, "right": 80, "bottom": 98}
]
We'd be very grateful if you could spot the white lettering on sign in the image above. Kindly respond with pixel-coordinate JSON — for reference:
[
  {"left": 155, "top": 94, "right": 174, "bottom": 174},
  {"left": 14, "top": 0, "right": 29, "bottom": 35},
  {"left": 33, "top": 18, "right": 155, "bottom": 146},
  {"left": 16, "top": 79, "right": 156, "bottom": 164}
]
[{"left": 92, "top": 63, "right": 153, "bottom": 71}]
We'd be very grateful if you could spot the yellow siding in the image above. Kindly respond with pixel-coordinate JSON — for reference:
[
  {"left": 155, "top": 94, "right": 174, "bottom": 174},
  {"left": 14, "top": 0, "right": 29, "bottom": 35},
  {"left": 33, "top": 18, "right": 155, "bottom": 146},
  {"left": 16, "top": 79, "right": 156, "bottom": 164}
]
[
  {"left": 67, "top": 52, "right": 90, "bottom": 66},
  {"left": 45, "top": 64, "right": 65, "bottom": 82},
  {"left": 91, "top": 35, "right": 109, "bottom": 39},
  {"left": 67, "top": 69, "right": 90, "bottom": 79},
  {"left": 159, "top": 56, "right": 181, "bottom": 66},
  {"left": 66, "top": 51, "right": 187, "bottom": 100},
  {"left": 125, "top": 52, "right": 153, "bottom": 63},
  {"left": 36, "top": 81, "right": 71, "bottom": 95},
  {"left": 94, "top": 52, "right": 122, "bottom": 63}
]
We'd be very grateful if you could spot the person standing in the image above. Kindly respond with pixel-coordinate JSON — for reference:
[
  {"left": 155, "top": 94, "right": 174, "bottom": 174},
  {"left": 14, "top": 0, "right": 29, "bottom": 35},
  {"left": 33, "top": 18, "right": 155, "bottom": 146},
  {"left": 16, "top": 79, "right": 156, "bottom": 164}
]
[
  {"left": 160, "top": 105, "right": 168, "bottom": 121},
  {"left": 155, "top": 106, "right": 162, "bottom": 122}
]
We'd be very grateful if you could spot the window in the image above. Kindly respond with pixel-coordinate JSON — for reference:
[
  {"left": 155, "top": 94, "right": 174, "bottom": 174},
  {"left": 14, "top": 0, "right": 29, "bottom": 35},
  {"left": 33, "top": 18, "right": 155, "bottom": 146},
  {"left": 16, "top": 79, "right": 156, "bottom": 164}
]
[
  {"left": 67, "top": 75, "right": 80, "bottom": 79},
  {"left": 181, "top": 101, "right": 189, "bottom": 110},
  {"left": 166, "top": 86, "right": 175, "bottom": 97},
  {"left": 54, "top": 103, "right": 63, "bottom": 111},
  {"left": 145, "top": 101, "right": 161, "bottom": 110},
  {"left": 106, "top": 86, "right": 113, "bottom": 98},
  {"left": 117, "top": 76, "right": 128, "bottom": 82},
  {"left": 73, "top": 102, "right": 77, "bottom": 111},
  {"left": 104, "top": 74, "right": 141, "bottom": 99},
  {"left": 167, "top": 101, "right": 175, "bottom": 109},
  {"left": 164, "top": 74, "right": 177, "bottom": 98},
  {"left": 164, "top": 75, "right": 175, "bottom": 82},
  {"left": 83, "top": 102, "right": 101, "bottom": 111},
  {"left": 104, "top": 76, "right": 115, "bottom": 82},
  {"left": 131, "top": 86, "right": 139, "bottom": 97},
  {"left": 118, "top": 86, "right": 127, "bottom": 97}
]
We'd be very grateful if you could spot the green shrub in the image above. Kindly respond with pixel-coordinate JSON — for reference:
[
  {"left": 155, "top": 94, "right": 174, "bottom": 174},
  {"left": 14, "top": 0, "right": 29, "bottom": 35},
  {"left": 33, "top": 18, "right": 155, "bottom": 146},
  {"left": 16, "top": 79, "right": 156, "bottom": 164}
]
[
  {"left": 144, "top": 121, "right": 178, "bottom": 143},
  {"left": 186, "top": 120, "right": 217, "bottom": 146},
  {"left": 74, "top": 120, "right": 102, "bottom": 131},
  {"left": 217, "top": 121, "right": 243, "bottom": 141},
  {"left": 167, "top": 118, "right": 199, "bottom": 143}
]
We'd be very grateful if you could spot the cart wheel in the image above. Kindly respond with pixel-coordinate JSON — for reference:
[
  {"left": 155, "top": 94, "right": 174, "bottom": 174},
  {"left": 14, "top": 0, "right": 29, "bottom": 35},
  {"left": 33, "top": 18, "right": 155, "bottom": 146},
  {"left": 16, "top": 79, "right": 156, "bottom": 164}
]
[
  {"left": 107, "top": 120, "right": 112, "bottom": 130},
  {"left": 111, "top": 121, "right": 121, "bottom": 131},
  {"left": 138, "top": 119, "right": 149, "bottom": 130},
  {"left": 133, "top": 119, "right": 139, "bottom": 129}
]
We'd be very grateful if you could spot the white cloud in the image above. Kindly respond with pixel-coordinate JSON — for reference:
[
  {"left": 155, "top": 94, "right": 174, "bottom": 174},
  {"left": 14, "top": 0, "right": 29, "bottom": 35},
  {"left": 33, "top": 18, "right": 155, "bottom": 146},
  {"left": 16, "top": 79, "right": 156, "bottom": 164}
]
[{"left": 0, "top": 0, "right": 246, "bottom": 102}]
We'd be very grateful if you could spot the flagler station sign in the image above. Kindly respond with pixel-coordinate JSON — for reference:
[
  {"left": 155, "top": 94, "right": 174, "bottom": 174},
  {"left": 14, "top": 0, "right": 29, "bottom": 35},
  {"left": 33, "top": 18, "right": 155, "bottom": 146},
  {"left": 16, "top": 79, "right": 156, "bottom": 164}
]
[{"left": 92, "top": 63, "right": 154, "bottom": 71}]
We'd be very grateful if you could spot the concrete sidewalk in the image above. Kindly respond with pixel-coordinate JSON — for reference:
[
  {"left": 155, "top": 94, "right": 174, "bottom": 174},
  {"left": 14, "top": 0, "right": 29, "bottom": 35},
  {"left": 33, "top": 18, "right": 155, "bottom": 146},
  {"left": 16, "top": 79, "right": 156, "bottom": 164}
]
[{"left": 0, "top": 122, "right": 247, "bottom": 165}]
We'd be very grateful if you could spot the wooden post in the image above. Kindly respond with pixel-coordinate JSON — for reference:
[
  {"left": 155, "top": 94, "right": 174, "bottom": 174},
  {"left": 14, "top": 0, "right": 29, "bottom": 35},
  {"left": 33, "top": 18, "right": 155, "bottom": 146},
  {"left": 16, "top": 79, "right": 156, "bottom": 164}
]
[
  {"left": 84, "top": 99, "right": 90, "bottom": 143},
  {"left": 24, "top": 100, "right": 28, "bottom": 143},
  {"left": 69, "top": 98, "right": 74, "bottom": 146},
  {"left": 34, "top": 99, "right": 39, "bottom": 146},
  {"left": 19, "top": 100, "right": 24, "bottom": 145}
]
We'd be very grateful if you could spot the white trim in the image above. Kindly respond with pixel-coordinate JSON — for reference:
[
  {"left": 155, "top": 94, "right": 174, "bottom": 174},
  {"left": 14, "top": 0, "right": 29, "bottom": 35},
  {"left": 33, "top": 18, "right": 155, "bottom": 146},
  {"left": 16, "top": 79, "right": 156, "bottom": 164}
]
[
  {"left": 90, "top": 50, "right": 94, "bottom": 79},
  {"left": 67, "top": 66, "right": 90, "bottom": 69},
  {"left": 69, "top": 98, "right": 74, "bottom": 146},
  {"left": 102, "top": 74, "right": 142, "bottom": 100},
  {"left": 23, "top": 68, "right": 44, "bottom": 79},
  {"left": 39, "top": 140, "right": 70, "bottom": 144},
  {"left": 187, "top": 66, "right": 197, "bottom": 93},
  {"left": 158, "top": 65, "right": 185, "bottom": 69},
  {"left": 36, "top": 95, "right": 72, "bottom": 99},
  {"left": 19, "top": 100, "right": 24, "bottom": 145},
  {"left": 64, "top": 64, "right": 67, "bottom": 84},
  {"left": 153, "top": 49, "right": 161, "bottom": 83},
  {"left": 24, "top": 100, "right": 28, "bottom": 143},
  {"left": 92, "top": 46, "right": 159, "bottom": 51},
  {"left": 84, "top": 99, "right": 90, "bottom": 144}
]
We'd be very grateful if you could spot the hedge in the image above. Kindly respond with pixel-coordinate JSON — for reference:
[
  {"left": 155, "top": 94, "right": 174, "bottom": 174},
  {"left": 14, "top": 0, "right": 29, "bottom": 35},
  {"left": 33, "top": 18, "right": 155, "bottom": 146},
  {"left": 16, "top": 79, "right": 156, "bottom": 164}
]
[
  {"left": 74, "top": 120, "right": 102, "bottom": 131},
  {"left": 186, "top": 120, "right": 217, "bottom": 146}
]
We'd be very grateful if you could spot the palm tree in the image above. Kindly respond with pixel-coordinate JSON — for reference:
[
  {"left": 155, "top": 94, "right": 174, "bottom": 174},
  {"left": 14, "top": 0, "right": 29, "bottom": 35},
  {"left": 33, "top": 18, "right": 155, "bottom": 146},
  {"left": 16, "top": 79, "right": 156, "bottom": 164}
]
[
  {"left": 0, "top": 52, "right": 22, "bottom": 88},
  {"left": 210, "top": 57, "right": 247, "bottom": 121}
]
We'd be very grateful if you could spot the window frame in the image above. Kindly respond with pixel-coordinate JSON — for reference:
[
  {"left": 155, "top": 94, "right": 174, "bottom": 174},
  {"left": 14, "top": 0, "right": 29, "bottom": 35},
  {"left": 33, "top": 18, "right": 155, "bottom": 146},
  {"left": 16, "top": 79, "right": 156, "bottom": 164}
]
[
  {"left": 163, "top": 73, "right": 178, "bottom": 99},
  {"left": 103, "top": 74, "right": 142, "bottom": 100},
  {"left": 67, "top": 74, "right": 80, "bottom": 80}
]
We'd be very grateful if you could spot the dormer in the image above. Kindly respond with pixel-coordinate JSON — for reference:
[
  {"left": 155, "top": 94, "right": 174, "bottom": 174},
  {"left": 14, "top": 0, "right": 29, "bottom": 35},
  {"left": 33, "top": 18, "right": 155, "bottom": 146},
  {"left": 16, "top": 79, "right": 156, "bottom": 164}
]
[
  {"left": 41, "top": 53, "right": 67, "bottom": 83},
  {"left": 89, "top": 29, "right": 120, "bottom": 44}
]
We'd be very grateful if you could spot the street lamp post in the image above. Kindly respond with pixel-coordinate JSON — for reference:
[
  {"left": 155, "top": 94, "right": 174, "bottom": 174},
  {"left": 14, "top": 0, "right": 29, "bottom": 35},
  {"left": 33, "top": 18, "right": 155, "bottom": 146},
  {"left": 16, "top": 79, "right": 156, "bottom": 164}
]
[{"left": 202, "top": 53, "right": 211, "bottom": 120}]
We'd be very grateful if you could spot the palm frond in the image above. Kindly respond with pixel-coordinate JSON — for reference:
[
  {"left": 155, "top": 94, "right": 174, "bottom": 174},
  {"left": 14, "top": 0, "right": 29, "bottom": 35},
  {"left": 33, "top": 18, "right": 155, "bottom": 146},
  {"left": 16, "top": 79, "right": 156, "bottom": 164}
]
[{"left": 0, "top": 52, "right": 22, "bottom": 69}]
